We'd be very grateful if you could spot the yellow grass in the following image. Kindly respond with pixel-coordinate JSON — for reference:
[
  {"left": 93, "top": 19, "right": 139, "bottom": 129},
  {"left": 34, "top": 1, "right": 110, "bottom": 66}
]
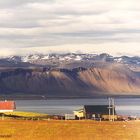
[
  {"left": 4, "top": 111, "right": 47, "bottom": 117},
  {"left": 0, "top": 120, "right": 139, "bottom": 140}
]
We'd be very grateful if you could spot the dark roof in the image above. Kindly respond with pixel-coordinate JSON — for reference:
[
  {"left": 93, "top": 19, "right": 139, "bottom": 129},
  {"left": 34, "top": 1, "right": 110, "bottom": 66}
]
[
  {"left": 0, "top": 101, "right": 16, "bottom": 110},
  {"left": 84, "top": 105, "right": 116, "bottom": 115}
]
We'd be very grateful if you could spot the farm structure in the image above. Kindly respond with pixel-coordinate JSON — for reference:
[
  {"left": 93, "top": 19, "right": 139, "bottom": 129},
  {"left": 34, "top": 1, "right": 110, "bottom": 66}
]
[
  {"left": 65, "top": 114, "right": 75, "bottom": 120},
  {"left": 0, "top": 100, "right": 16, "bottom": 112},
  {"left": 74, "top": 105, "right": 117, "bottom": 120}
]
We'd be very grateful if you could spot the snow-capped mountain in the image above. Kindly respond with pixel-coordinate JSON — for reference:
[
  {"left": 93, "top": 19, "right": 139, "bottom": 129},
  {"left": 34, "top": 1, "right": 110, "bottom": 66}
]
[
  {"left": 7, "top": 53, "right": 113, "bottom": 63},
  {"left": 1, "top": 53, "right": 140, "bottom": 70},
  {"left": 0, "top": 53, "right": 140, "bottom": 96},
  {"left": 114, "top": 56, "right": 140, "bottom": 65}
]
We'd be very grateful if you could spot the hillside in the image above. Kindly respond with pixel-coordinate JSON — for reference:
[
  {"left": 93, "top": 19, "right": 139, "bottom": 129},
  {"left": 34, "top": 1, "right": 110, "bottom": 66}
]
[{"left": 0, "top": 62, "right": 140, "bottom": 97}]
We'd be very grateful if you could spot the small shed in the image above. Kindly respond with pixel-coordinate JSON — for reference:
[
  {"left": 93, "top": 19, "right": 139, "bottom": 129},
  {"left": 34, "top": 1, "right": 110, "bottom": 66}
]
[
  {"left": 0, "top": 100, "right": 16, "bottom": 112},
  {"left": 65, "top": 114, "right": 75, "bottom": 120}
]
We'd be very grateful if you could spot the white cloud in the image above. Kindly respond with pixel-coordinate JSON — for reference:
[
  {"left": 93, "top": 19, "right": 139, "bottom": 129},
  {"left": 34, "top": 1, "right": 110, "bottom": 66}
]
[
  {"left": 1, "top": 42, "right": 140, "bottom": 57},
  {"left": 0, "top": 0, "right": 140, "bottom": 56}
]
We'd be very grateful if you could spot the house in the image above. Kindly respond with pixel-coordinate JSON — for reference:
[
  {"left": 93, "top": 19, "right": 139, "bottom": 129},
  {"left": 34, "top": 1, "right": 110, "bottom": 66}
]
[
  {"left": 74, "top": 105, "right": 117, "bottom": 120},
  {"left": 73, "top": 109, "right": 84, "bottom": 119},
  {"left": 0, "top": 100, "right": 16, "bottom": 112}
]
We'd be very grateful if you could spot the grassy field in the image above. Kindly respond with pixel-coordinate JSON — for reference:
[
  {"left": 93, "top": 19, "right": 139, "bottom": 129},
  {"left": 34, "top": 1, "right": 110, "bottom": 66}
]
[
  {"left": 0, "top": 120, "right": 139, "bottom": 140},
  {"left": 4, "top": 111, "right": 47, "bottom": 117}
]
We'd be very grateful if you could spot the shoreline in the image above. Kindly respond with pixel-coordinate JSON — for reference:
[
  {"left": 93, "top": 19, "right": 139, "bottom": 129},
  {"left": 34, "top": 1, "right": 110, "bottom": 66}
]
[{"left": 0, "top": 95, "right": 140, "bottom": 100}]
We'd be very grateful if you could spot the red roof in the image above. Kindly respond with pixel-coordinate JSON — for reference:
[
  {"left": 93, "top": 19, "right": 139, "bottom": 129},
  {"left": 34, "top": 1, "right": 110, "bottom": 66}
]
[{"left": 0, "top": 101, "right": 16, "bottom": 110}]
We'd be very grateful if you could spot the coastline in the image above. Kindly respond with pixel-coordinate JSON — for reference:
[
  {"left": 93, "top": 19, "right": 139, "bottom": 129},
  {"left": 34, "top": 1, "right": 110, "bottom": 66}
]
[{"left": 0, "top": 94, "right": 140, "bottom": 100}]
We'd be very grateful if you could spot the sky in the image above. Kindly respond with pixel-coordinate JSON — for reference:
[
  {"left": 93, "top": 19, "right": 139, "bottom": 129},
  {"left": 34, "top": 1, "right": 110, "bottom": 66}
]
[{"left": 0, "top": 0, "right": 140, "bottom": 56}]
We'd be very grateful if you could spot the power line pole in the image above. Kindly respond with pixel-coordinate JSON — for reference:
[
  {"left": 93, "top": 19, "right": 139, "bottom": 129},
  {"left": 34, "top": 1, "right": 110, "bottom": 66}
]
[
  {"left": 108, "top": 97, "right": 115, "bottom": 121},
  {"left": 112, "top": 98, "right": 115, "bottom": 122},
  {"left": 108, "top": 97, "right": 111, "bottom": 121}
]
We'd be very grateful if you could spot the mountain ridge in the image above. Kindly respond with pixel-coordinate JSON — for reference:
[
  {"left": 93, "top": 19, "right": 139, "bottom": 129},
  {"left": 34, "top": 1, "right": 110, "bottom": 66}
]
[
  {"left": 0, "top": 53, "right": 140, "bottom": 97},
  {"left": 1, "top": 53, "right": 140, "bottom": 70}
]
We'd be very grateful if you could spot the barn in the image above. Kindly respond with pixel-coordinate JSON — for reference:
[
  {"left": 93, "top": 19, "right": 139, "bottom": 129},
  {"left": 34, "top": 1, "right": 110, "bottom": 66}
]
[
  {"left": 74, "top": 105, "right": 117, "bottom": 120},
  {"left": 0, "top": 100, "right": 16, "bottom": 112}
]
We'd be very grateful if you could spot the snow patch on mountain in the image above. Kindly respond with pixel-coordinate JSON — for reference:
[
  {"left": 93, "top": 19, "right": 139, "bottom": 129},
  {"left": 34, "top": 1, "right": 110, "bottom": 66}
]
[{"left": 2, "top": 53, "right": 140, "bottom": 69}]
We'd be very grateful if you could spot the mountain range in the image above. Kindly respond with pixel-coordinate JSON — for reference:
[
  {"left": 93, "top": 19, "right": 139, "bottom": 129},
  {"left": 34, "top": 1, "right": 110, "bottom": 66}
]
[
  {"left": 3, "top": 53, "right": 140, "bottom": 69},
  {"left": 0, "top": 53, "right": 140, "bottom": 98}
]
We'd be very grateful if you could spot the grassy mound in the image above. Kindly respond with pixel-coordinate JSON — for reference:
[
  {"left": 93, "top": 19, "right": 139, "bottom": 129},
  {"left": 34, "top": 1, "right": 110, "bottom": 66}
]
[{"left": 4, "top": 111, "right": 47, "bottom": 117}]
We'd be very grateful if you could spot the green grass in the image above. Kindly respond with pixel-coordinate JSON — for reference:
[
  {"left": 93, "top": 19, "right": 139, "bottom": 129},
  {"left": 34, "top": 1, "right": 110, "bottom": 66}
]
[{"left": 4, "top": 111, "right": 47, "bottom": 117}]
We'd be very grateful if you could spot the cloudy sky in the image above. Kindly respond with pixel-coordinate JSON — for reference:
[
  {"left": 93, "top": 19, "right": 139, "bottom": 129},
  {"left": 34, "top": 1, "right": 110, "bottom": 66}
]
[{"left": 0, "top": 0, "right": 140, "bottom": 56}]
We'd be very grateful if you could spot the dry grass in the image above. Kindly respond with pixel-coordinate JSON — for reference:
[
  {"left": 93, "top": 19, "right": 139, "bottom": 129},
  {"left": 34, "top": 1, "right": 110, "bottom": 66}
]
[{"left": 0, "top": 120, "right": 139, "bottom": 140}]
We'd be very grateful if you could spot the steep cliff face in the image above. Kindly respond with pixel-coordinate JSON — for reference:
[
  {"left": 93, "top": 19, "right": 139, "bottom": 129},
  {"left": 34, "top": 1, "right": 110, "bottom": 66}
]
[
  {"left": 79, "top": 64, "right": 140, "bottom": 94},
  {"left": 0, "top": 64, "right": 140, "bottom": 97}
]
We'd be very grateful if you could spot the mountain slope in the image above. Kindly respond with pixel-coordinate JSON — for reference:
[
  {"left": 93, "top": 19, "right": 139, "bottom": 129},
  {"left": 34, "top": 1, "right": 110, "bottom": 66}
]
[
  {"left": 79, "top": 64, "right": 140, "bottom": 94},
  {"left": 0, "top": 64, "right": 140, "bottom": 97}
]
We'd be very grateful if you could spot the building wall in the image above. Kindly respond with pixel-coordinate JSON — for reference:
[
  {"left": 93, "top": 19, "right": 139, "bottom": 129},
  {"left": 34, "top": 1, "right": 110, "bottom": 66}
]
[
  {"left": 102, "top": 115, "right": 117, "bottom": 120},
  {"left": 73, "top": 111, "right": 84, "bottom": 118},
  {"left": 65, "top": 114, "right": 75, "bottom": 120},
  {"left": 0, "top": 110, "right": 14, "bottom": 113}
]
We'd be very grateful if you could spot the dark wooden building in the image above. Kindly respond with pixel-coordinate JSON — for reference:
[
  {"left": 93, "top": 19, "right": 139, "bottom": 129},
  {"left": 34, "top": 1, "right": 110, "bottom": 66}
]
[
  {"left": 74, "top": 105, "right": 117, "bottom": 120},
  {"left": 84, "top": 105, "right": 116, "bottom": 119}
]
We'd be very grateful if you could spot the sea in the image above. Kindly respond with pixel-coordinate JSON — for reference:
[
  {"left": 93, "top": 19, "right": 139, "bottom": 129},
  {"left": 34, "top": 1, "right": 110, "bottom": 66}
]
[{"left": 15, "top": 98, "right": 140, "bottom": 117}]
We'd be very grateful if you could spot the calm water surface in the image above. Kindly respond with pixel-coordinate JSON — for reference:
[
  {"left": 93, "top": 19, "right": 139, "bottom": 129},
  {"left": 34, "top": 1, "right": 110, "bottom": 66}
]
[{"left": 16, "top": 98, "right": 140, "bottom": 116}]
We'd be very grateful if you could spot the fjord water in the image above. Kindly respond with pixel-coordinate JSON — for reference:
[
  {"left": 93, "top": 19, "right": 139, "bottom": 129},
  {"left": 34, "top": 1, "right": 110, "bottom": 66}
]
[{"left": 16, "top": 98, "right": 140, "bottom": 116}]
